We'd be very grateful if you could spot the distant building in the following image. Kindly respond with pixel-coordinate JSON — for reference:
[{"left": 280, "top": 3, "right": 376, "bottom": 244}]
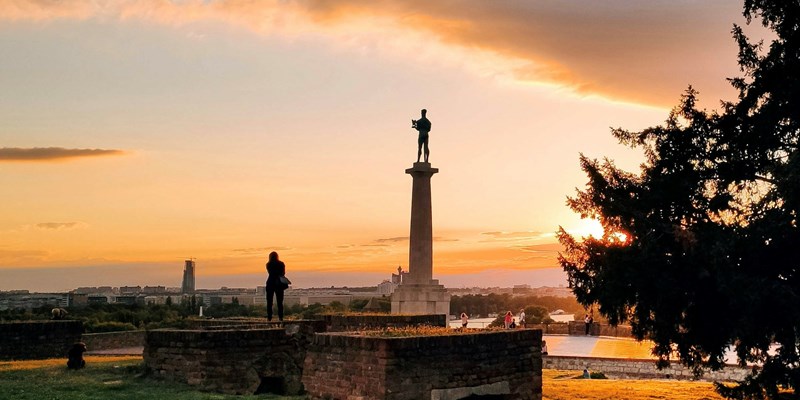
[
  {"left": 143, "top": 296, "right": 160, "bottom": 305},
  {"left": 74, "top": 286, "right": 115, "bottom": 295},
  {"left": 143, "top": 286, "right": 166, "bottom": 294},
  {"left": 0, "top": 292, "right": 68, "bottom": 310},
  {"left": 182, "top": 259, "right": 196, "bottom": 294},
  {"left": 87, "top": 295, "right": 110, "bottom": 304},
  {"left": 512, "top": 284, "right": 532, "bottom": 294},
  {"left": 115, "top": 295, "right": 142, "bottom": 305},
  {"left": 119, "top": 286, "right": 142, "bottom": 295},
  {"left": 69, "top": 293, "right": 88, "bottom": 307},
  {"left": 377, "top": 280, "right": 397, "bottom": 295},
  {"left": 530, "top": 286, "right": 573, "bottom": 298}
]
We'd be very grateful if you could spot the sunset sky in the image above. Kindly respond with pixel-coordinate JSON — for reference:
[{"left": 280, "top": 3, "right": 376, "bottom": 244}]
[{"left": 0, "top": 0, "right": 764, "bottom": 291}]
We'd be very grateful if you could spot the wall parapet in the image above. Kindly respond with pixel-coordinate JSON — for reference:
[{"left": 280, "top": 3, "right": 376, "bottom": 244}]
[
  {"left": 303, "top": 328, "right": 543, "bottom": 400},
  {"left": 143, "top": 320, "right": 326, "bottom": 395},
  {"left": 318, "top": 313, "right": 447, "bottom": 331},
  {"left": 81, "top": 330, "right": 144, "bottom": 350},
  {"left": 527, "top": 322, "right": 634, "bottom": 338},
  {"left": 543, "top": 355, "right": 750, "bottom": 382},
  {"left": 0, "top": 320, "right": 83, "bottom": 360}
]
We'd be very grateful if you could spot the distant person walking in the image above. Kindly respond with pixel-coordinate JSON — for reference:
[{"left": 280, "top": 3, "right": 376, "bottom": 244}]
[
  {"left": 265, "top": 251, "right": 287, "bottom": 321},
  {"left": 461, "top": 312, "right": 469, "bottom": 328},
  {"left": 504, "top": 311, "right": 513, "bottom": 329},
  {"left": 519, "top": 308, "right": 526, "bottom": 327},
  {"left": 584, "top": 312, "right": 594, "bottom": 335}
]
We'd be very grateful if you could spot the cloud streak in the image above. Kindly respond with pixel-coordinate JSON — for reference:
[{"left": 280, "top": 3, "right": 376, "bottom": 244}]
[
  {"left": 0, "top": 0, "right": 752, "bottom": 107},
  {"left": 36, "top": 222, "right": 87, "bottom": 230},
  {"left": 230, "top": 246, "right": 291, "bottom": 255},
  {"left": 0, "top": 147, "right": 125, "bottom": 162}
]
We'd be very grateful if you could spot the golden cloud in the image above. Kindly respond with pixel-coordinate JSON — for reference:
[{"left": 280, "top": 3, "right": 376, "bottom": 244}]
[
  {"left": 0, "top": 147, "right": 125, "bottom": 162},
  {"left": 35, "top": 222, "right": 87, "bottom": 230},
  {"left": 0, "top": 0, "right": 749, "bottom": 107},
  {"left": 481, "top": 231, "right": 548, "bottom": 240},
  {"left": 374, "top": 236, "right": 408, "bottom": 243}
]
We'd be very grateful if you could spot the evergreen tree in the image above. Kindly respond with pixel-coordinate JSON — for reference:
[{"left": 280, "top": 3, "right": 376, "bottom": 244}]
[{"left": 559, "top": 1, "right": 800, "bottom": 398}]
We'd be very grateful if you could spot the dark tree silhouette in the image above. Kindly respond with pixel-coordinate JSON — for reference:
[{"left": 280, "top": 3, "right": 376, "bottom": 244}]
[{"left": 559, "top": 1, "right": 800, "bottom": 398}]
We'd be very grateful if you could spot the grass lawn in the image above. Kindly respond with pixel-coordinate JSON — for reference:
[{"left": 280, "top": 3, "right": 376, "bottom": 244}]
[
  {"left": 1, "top": 356, "right": 728, "bottom": 400},
  {"left": 0, "top": 356, "right": 302, "bottom": 400},
  {"left": 543, "top": 370, "right": 724, "bottom": 400}
]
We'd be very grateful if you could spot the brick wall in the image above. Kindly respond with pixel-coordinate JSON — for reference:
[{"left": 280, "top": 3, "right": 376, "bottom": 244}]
[
  {"left": 144, "top": 315, "right": 486, "bottom": 397},
  {"left": 527, "top": 322, "right": 633, "bottom": 338},
  {"left": 143, "top": 320, "right": 324, "bottom": 395},
  {"left": 566, "top": 321, "right": 633, "bottom": 337},
  {"left": 527, "top": 323, "right": 569, "bottom": 335},
  {"left": 543, "top": 355, "right": 750, "bottom": 382},
  {"left": 303, "top": 329, "right": 543, "bottom": 400},
  {"left": 81, "top": 330, "right": 145, "bottom": 350},
  {"left": 0, "top": 320, "right": 83, "bottom": 360}
]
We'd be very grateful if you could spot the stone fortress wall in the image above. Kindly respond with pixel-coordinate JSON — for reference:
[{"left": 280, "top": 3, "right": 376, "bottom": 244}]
[
  {"left": 81, "top": 330, "right": 145, "bottom": 351},
  {"left": 0, "top": 320, "right": 83, "bottom": 360},
  {"left": 143, "top": 316, "right": 543, "bottom": 400},
  {"left": 303, "top": 328, "right": 542, "bottom": 400},
  {"left": 145, "top": 324, "right": 313, "bottom": 395}
]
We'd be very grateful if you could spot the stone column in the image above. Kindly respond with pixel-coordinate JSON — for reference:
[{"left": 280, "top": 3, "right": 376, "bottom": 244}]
[
  {"left": 391, "top": 162, "right": 450, "bottom": 315},
  {"left": 405, "top": 162, "right": 438, "bottom": 285}
]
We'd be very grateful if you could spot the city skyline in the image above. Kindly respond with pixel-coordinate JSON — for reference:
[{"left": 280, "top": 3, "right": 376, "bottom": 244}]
[{"left": 0, "top": 1, "right": 768, "bottom": 292}]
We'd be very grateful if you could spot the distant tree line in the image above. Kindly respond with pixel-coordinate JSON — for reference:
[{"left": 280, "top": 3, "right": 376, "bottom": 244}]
[{"left": 0, "top": 295, "right": 392, "bottom": 332}]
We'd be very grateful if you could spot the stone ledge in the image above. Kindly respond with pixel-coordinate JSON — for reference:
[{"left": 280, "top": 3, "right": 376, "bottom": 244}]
[{"left": 543, "top": 355, "right": 749, "bottom": 382}]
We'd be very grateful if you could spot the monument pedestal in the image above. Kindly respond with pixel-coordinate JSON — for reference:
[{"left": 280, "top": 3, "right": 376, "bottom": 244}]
[
  {"left": 391, "top": 283, "right": 450, "bottom": 315},
  {"left": 391, "top": 162, "right": 451, "bottom": 315}
]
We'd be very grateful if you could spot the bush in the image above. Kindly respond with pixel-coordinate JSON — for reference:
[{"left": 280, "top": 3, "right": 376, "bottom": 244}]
[
  {"left": 85, "top": 321, "right": 137, "bottom": 333},
  {"left": 523, "top": 305, "right": 550, "bottom": 325}
]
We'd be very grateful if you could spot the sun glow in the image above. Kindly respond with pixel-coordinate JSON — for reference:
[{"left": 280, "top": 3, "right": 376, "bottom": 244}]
[{"left": 570, "top": 219, "right": 605, "bottom": 239}]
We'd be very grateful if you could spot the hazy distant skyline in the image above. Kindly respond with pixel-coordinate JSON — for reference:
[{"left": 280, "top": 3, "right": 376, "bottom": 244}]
[{"left": 0, "top": 1, "right": 767, "bottom": 291}]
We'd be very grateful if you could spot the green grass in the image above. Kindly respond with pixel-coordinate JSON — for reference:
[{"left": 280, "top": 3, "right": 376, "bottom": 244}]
[{"left": 0, "top": 357, "right": 303, "bottom": 400}]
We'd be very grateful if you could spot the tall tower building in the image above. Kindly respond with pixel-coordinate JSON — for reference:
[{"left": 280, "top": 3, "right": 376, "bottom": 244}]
[{"left": 181, "top": 259, "right": 196, "bottom": 294}]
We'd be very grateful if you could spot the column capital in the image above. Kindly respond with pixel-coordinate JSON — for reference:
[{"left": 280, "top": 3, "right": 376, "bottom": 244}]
[{"left": 405, "top": 162, "right": 439, "bottom": 175}]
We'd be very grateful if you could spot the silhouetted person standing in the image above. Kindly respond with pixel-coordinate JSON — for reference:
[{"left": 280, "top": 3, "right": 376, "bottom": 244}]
[
  {"left": 412, "top": 108, "right": 431, "bottom": 163},
  {"left": 265, "top": 251, "right": 287, "bottom": 321}
]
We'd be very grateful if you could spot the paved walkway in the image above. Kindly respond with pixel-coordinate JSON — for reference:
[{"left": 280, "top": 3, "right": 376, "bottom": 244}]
[{"left": 543, "top": 335, "right": 654, "bottom": 359}]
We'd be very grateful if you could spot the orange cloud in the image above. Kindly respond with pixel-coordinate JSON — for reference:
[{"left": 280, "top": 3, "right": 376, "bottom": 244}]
[
  {"left": 0, "top": 249, "right": 48, "bottom": 263},
  {"left": 481, "top": 231, "right": 549, "bottom": 240},
  {"left": 0, "top": 0, "right": 749, "bottom": 107},
  {"left": 0, "top": 147, "right": 125, "bottom": 162},
  {"left": 299, "top": 0, "right": 747, "bottom": 106}
]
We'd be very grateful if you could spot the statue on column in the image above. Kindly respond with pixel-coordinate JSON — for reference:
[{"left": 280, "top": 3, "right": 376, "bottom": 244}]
[{"left": 411, "top": 109, "right": 431, "bottom": 163}]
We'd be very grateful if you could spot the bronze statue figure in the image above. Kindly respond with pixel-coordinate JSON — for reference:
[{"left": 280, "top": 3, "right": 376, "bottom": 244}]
[{"left": 412, "top": 109, "right": 431, "bottom": 163}]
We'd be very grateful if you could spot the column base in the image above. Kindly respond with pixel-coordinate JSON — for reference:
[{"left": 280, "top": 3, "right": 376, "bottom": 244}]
[{"left": 390, "top": 283, "right": 451, "bottom": 315}]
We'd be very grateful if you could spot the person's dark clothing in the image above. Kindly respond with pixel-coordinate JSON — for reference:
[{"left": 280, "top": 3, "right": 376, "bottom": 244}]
[
  {"left": 266, "top": 259, "right": 286, "bottom": 321},
  {"left": 67, "top": 343, "right": 86, "bottom": 369},
  {"left": 266, "top": 287, "right": 284, "bottom": 321}
]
